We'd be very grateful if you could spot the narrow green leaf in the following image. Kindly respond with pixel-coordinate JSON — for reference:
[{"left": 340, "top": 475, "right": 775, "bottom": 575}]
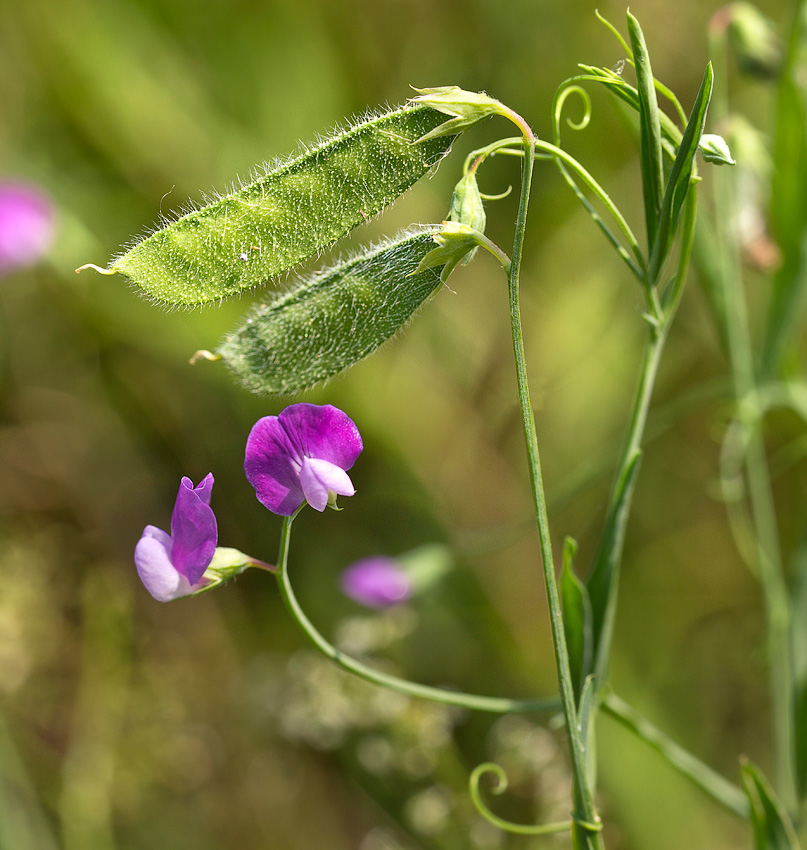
[
  {"left": 741, "top": 760, "right": 801, "bottom": 850},
  {"left": 217, "top": 228, "right": 446, "bottom": 395},
  {"left": 578, "top": 676, "right": 598, "bottom": 790},
  {"left": 649, "top": 62, "right": 714, "bottom": 282},
  {"left": 602, "top": 692, "right": 750, "bottom": 818},
  {"left": 627, "top": 11, "right": 665, "bottom": 250},
  {"left": 561, "top": 537, "right": 593, "bottom": 701},
  {"left": 586, "top": 450, "right": 643, "bottom": 684},
  {"left": 94, "top": 104, "right": 454, "bottom": 305}
]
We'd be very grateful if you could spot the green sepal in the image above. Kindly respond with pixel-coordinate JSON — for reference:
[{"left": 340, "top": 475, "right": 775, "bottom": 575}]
[
  {"left": 560, "top": 536, "right": 593, "bottom": 702},
  {"left": 409, "top": 86, "right": 513, "bottom": 141},
  {"left": 416, "top": 221, "right": 484, "bottom": 281},
  {"left": 218, "top": 228, "right": 446, "bottom": 395},
  {"left": 699, "top": 133, "right": 736, "bottom": 165},
  {"left": 396, "top": 544, "right": 453, "bottom": 595},
  {"left": 741, "top": 760, "right": 801, "bottom": 850},
  {"left": 187, "top": 547, "right": 273, "bottom": 597}
]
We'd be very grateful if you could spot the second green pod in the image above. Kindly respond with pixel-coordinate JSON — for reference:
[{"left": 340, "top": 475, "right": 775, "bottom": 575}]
[{"left": 217, "top": 228, "right": 446, "bottom": 395}]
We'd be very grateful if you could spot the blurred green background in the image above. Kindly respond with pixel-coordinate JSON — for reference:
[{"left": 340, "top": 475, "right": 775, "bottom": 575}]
[{"left": 0, "top": 0, "right": 801, "bottom": 848}]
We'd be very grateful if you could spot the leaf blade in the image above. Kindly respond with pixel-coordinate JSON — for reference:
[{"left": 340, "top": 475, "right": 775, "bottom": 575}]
[
  {"left": 741, "top": 760, "right": 801, "bottom": 850},
  {"left": 627, "top": 11, "right": 664, "bottom": 251},
  {"left": 649, "top": 62, "right": 714, "bottom": 282}
]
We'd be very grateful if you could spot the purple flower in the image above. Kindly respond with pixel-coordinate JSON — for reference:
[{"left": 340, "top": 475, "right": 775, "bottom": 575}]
[
  {"left": 340, "top": 557, "right": 412, "bottom": 608},
  {"left": 245, "top": 403, "right": 363, "bottom": 516},
  {"left": 135, "top": 474, "right": 218, "bottom": 602},
  {"left": 0, "top": 182, "right": 54, "bottom": 275}
]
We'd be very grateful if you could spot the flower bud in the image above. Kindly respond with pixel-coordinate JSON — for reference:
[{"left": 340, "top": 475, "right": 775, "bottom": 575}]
[
  {"left": 340, "top": 557, "right": 412, "bottom": 608},
  {"left": 712, "top": 3, "right": 780, "bottom": 79},
  {"left": 0, "top": 182, "right": 54, "bottom": 275},
  {"left": 699, "top": 133, "right": 736, "bottom": 165},
  {"left": 448, "top": 170, "right": 487, "bottom": 234}
]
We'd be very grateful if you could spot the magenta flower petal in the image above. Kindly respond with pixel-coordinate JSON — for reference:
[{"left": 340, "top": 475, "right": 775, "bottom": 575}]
[
  {"left": 244, "top": 415, "right": 306, "bottom": 515},
  {"left": 245, "top": 403, "right": 362, "bottom": 516},
  {"left": 0, "top": 183, "right": 54, "bottom": 275},
  {"left": 340, "top": 557, "right": 412, "bottom": 608},
  {"left": 278, "top": 404, "right": 363, "bottom": 471},
  {"left": 135, "top": 526, "right": 196, "bottom": 602},
  {"left": 134, "top": 474, "right": 217, "bottom": 601},
  {"left": 169, "top": 474, "right": 217, "bottom": 584}
]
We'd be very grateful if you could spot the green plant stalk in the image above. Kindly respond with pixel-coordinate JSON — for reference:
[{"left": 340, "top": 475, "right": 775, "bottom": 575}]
[
  {"left": 274, "top": 509, "right": 560, "bottom": 715},
  {"left": 589, "top": 320, "right": 666, "bottom": 683},
  {"left": 590, "top": 189, "right": 697, "bottom": 690},
  {"left": 601, "top": 691, "right": 750, "bottom": 819},
  {"left": 506, "top": 131, "right": 604, "bottom": 848},
  {"left": 708, "top": 28, "right": 795, "bottom": 806}
]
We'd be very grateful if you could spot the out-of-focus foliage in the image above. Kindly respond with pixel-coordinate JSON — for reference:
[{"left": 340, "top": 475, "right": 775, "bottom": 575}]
[{"left": 0, "top": 0, "right": 799, "bottom": 848}]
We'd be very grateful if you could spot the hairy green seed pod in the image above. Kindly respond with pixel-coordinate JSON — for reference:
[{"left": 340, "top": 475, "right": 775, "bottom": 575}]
[
  {"left": 217, "top": 228, "right": 445, "bottom": 395},
  {"left": 107, "top": 105, "right": 455, "bottom": 305}
]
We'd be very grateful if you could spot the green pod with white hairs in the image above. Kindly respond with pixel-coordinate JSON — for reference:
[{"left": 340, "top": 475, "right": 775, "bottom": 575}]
[
  {"left": 217, "top": 228, "right": 445, "bottom": 395},
  {"left": 105, "top": 105, "right": 455, "bottom": 305}
]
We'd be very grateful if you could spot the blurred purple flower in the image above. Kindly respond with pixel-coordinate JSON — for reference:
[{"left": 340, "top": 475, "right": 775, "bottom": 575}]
[
  {"left": 245, "top": 403, "right": 362, "bottom": 516},
  {"left": 135, "top": 474, "right": 217, "bottom": 602},
  {"left": 340, "top": 557, "right": 412, "bottom": 608},
  {"left": 0, "top": 182, "right": 54, "bottom": 275}
]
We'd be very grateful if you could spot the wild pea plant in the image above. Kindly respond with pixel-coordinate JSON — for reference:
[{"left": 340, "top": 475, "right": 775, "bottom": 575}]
[{"left": 79, "top": 9, "right": 807, "bottom": 848}]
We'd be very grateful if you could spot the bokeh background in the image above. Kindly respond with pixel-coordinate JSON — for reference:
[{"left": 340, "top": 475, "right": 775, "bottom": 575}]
[{"left": 0, "top": 0, "right": 801, "bottom": 848}]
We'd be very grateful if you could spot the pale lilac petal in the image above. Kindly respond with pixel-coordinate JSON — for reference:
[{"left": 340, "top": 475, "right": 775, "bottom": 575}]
[
  {"left": 245, "top": 415, "right": 306, "bottom": 516},
  {"left": 300, "top": 457, "right": 355, "bottom": 511},
  {"left": 135, "top": 526, "right": 195, "bottom": 602},
  {"left": 340, "top": 557, "right": 412, "bottom": 608},
  {"left": 0, "top": 183, "right": 54, "bottom": 275},
  {"left": 278, "top": 404, "right": 362, "bottom": 472},
  {"left": 169, "top": 474, "right": 217, "bottom": 583}
]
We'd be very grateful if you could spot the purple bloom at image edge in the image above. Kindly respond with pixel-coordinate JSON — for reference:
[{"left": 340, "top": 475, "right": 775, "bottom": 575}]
[
  {"left": 340, "top": 557, "right": 412, "bottom": 608},
  {"left": 0, "top": 182, "right": 54, "bottom": 275},
  {"left": 134, "top": 474, "right": 218, "bottom": 602},
  {"left": 245, "top": 403, "right": 363, "bottom": 516}
]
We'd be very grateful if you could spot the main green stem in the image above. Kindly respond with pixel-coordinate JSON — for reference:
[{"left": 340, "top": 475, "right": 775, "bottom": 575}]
[
  {"left": 507, "top": 131, "right": 604, "bottom": 846},
  {"left": 591, "top": 319, "right": 667, "bottom": 686}
]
